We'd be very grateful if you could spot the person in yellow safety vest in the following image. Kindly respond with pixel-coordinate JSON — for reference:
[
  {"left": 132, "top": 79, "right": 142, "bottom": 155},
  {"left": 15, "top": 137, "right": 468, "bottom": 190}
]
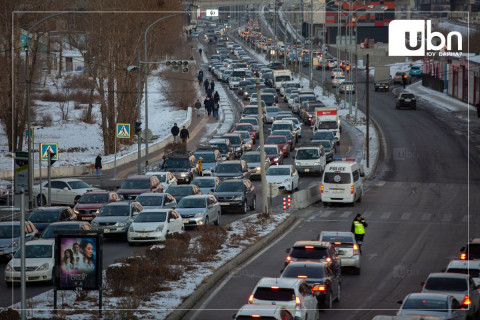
[
  {"left": 346, "top": 64, "right": 350, "bottom": 73},
  {"left": 351, "top": 214, "right": 368, "bottom": 252},
  {"left": 197, "top": 157, "right": 203, "bottom": 176}
]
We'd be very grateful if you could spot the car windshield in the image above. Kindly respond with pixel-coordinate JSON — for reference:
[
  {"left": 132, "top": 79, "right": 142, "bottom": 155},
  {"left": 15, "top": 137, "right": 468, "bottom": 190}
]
[
  {"left": 424, "top": 277, "right": 467, "bottom": 291},
  {"left": 240, "top": 118, "right": 257, "bottom": 125},
  {"left": 236, "top": 124, "right": 253, "bottom": 131},
  {"left": 163, "top": 158, "right": 190, "bottom": 168},
  {"left": 299, "top": 96, "right": 316, "bottom": 103},
  {"left": 275, "top": 75, "right": 291, "bottom": 82},
  {"left": 272, "top": 131, "right": 291, "bottom": 139},
  {"left": 272, "top": 124, "right": 292, "bottom": 131},
  {"left": 282, "top": 264, "right": 326, "bottom": 279},
  {"left": 29, "top": 209, "right": 60, "bottom": 223},
  {"left": 210, "top": 143, "right": 228, "bottom": 154},
  {"left": 151, "top": 173, "right": 167, "bottom": 182},
  {"left": 241, "top": 154, "right": 261, "bottom": 162},
  {"left": 98, "top": 205, "right": 130, "bottom": 217},
  {"left": 216, "top": 182, "right": 244, "bottom": 192},
  {"left": 319, "top": 141, "right": 331, "bottom": 149},
  {"left": 323, "top": 172, "right": 352, "bottom": 184},
  {"left": 402, "top": 298, "right": 448, "bottom": 311},
  {"left": 267, "top": 167, "right": 290, "bottom": 175},
  {"left": 286, "top": 118, "right": 299, "bottom": 125},
  {"left": 307, "top": 104, "right": 321, "bottom": 112},
  {"left": 120, "top": 179, "right": 150, "bottom": 189},
  {"left": 195, "top": 153, "right": 216, "bottom": 163},
  {"left": 296, "top": 149, "right": 319, "bottom": 160},
  {"left": 266, "top": 107, "right": 280, "bottom": 114},
  {"left": 192, "top": 179, "right": 216, "bottom": 188},
  {"left": 0, "top": 225, "right": 21, "bottom": 238},
  {"left": 243, "top": 108, "right": 257, "bottom": 115},
  {"left": 177, "top": 197, "right": 206, "bottom": 208},
  {"left": 41, "top": 224, "right": 82, "bottom": 238},
  {"left": 135, "top": 195, "right": 164, "bottom": 207},
  {"left": 320, "top": 234, "right": 354, "bottom": 243},
  {"left": 253, "top": 287, "right": 295, "bottom": 302},
  {"left": 290, "top": 247, "right": 329, "bottom": 259},
  {"left": 238, "top": 132, "right": 251, "bottom": 140},
  {"left": 14, "top": 244, "right": 52, "bottom": 259},
  {"left": 225, "top": 136, "right": 241, "bottom": 144},
  {"left": 401, "top": 94, "right": 415, "bottom": 99},
  {"left": 267, "top": 137, "right": 287, "bottom": 144},
  {"left": 215, "top": 163, "right": 242, "bottom": 173},
  {"left": 264, "top": 147, "right": 278, "bottom": 155},
  {"left": 78, "top": 193, "right": 109, "bottom": 204},
  {"left": 167, "top": 186, "right": 194, "bottom": 196},
  {"left": 313, "top": 132, "right": 333, "bottom": 140},
  {"left": 447, "top": 268, "right": 480, "bottom": 278},
  {"left": 68, "top": 181, "right": 91, "bottom": 189},
  {"left": 317, "top": 121, "right": 338, "bottom": 130},
  {"left": 134, "top": 212, "right": 167, "bottom": 223}
]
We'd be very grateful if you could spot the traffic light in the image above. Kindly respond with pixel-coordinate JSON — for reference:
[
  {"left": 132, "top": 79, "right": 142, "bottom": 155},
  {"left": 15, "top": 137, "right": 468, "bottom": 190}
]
[
  {"left": 135, "top": 121, "right": 142, "bottom": 134},
  {"left": 48, "top": 152, "right": 56, "bottom": 166},
  {"left": 165, "top": 60, "right": 190, "bottom": 73}
]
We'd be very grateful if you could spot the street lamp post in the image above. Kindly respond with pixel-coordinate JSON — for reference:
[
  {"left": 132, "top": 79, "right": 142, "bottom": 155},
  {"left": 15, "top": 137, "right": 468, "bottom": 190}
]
[{"left": 309, "top": 0, "right": 314, "bottom": 89}]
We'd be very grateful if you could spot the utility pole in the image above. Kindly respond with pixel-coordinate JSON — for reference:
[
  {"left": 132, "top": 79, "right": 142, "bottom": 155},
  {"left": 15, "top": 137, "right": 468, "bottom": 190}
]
[
  {"left": 354, "top": 19, "right": 358, "bottom": 122},
  {"left": 366, "top": 54, "right": 369, "bottom": 168},
  {"left": 136, "top": 50, "right": 142, "bottom": 175},
  {"left": 256, "top": 78, "right": 268, "bottom": 214},
  {"left": 309, "top": 0, "right": 313, "bottom": 88}
]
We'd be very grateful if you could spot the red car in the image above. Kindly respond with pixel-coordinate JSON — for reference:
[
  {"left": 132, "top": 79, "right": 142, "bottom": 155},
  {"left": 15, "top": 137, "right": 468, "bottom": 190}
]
[
  {"left": 233, "top": 123, "right": 256, "bottom": 143},
  {"left": 73, "top": 190, "right": 120, "bottom": 221},
  {"left": 258, "top": 144, "right": 284, "bottom": 165},
  {"left": 265, "top": 135, "right": 290, "bottom": 158}
]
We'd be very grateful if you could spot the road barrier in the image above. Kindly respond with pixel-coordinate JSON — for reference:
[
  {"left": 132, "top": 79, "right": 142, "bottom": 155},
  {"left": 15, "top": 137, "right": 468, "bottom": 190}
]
[
  {"left": 283, "top": 197, "right": 286, "bottom": 211},
  {"left": 291, "top": 184, "right": 322, "bottom": 210}
]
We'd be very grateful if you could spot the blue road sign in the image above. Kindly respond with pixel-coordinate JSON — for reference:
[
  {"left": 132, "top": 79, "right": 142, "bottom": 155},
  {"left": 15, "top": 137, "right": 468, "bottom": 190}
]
[
  {"left": 40, "top": 143, "right": 58, "bottom": 161},
  {"left": 24, "top": 128, "right": 34, "bottom": 144},
  {"left": 116, "top": 123, "right": 131, "bottom": 139}
]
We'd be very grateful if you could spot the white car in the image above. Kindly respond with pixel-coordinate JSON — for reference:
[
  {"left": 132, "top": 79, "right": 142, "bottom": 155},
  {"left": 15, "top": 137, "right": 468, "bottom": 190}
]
[
  {"left": 397, "top": 293, "right": 467, "bottom": 320},
  {"left": 266, "top": 165, "right": 299, "bottom": 192},
  {"left": 145, "top": 171, "right": 177, "bottom": 191},
  {"left": 318, "top": 231, "right": 361, "bottom": 274},
  {"left": 248, "top": 277, "right": 318, "bottom": 320},
  {"left": 5, "top": 239, "right": 55, "bottom": 286},
  {"left": 445, "top": 260, "right": 480, "bottom": 286},
  {"left": 127, "top": 209, "right": 184, "bottom": 245},
  {"left": 229, "top": 77, "right": 241, "bottom": 89},
  {"left": 32, "top": 178, "right": 100, "bottom": 206},
  {"left": 339, "top": 81, "right": 355, "bottom": 93},
  {"left": 234, "top": 304, "right": 294, "bottom": 320},
  {"left": 288, "top": 94, "right": 299, "bottom": 113},
  {"left": 330, "top": 67, "right": 344, "bottom": 78},
  {"left": 332, "top": 75, "right": 346, "bottom": 88},
  {"left": 284, "top": 117, "right": 302, "bottom": 138}
]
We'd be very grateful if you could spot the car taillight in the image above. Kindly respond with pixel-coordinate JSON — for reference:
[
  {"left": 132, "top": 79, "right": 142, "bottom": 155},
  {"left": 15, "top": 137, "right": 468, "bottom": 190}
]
[
  {"left": 326, "top": 257, "right": 332, "bottom": 262},
  {"left": 462, "top": 295, "right": 472, "bottom": 307},
  {"left": 312, "top": 285, "right": 326, "bottom": 292},
  {"left": 461, "top": 253, "right": 467, "bottom": 260},
  {"left": 350, "top": 185, "right": 354, "bottom": 194},
  {"left": 252, "top": 315, "right": 261, "bottom": 318},
  {"left": 286, "top": 255, "right": 292, "bottom": 262},
  {"left": 320, "top": 184, "right": 324, "bottom": 193},
  {"left": 295, "top": 296, "right": 301, "bottom": 306},
  {"left": 248, "top": 294, "right": 254, "bottom": 303},
  {"left": 353, "top": 244, "right": 359, "bottom": 255}
]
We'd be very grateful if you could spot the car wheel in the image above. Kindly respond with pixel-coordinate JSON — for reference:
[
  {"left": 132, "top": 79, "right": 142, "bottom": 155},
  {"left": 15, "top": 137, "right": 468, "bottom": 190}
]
[
  {"left": 242, "top": 201, "right": 248, "bottom": 214},
  {"left": 128, "top": 241, "right": 135, "bottom": 247},
  {"left": 6, "top": 281, "right": 12, "bottom": 287},
  {"left": 336, "top": 284, "right": 341, "bottom": 302},
  {"left": 214, "top": 212, "right": 220, "bottom": 226},
  {"left": 37, "top": 194, "right": 46, "bottom": 206},
  {"left": 290, "top": 183, "right": 294, "bottom": 193},
  {"left": 204, "top": 216, "right": 210, "bottom": 226},
  {"left": 250, "top": 197, "right": 256, "bottom": 211},
  {"left": 326, "top": 292, "right": 333, "bottom": 309},
  {"left": 323, "top": 201, "right": 329, "bottom": 207},
  {"left": 351, "top": 196, "right": 356, "bottom": 207}
]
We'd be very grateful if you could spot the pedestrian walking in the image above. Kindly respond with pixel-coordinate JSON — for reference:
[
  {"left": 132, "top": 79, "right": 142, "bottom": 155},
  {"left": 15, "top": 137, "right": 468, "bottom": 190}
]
[
  {"left": 171, "top": 123, "right": 180, "bottom": 143},
  {"left": 204, "top": 79, "right": 210, "bottom": 94},
  {"left": 402, "top": 75, "right": 407, "bottom": 89},
  {"left": 199, "top": 48, "right": 203, "bottom": 56},
  {"left": 179, "top": 126, "right": 190, "bottom": 144},
  {"left": 351, "top": 214, "right": 368, "bottom": 253},
  {"left": 213, "top": 91, "right": 220, "bottom": 103},
  {"left": 206, "top": 87, "right": 213, "bottom": 97},
  {"left": 198, "top": 70, "right": 204, "bottom": 85},
  {"left": 95, "top": 154, "right": 102, "bottom": 175},
  {"left": 197, "top": 157, "right": 203, "bottom": 176},
  {"left": 213, "top": 101, "right": 220, "bottom": 120},
  {"left": 205, "top": 96, "right": 213, "bottom": 116},
  {"left": 194, "top": 99, "right": 202, "bottom": 113},
  {"left": 210, "top": 80, "right": 215, "bottom": 91}
]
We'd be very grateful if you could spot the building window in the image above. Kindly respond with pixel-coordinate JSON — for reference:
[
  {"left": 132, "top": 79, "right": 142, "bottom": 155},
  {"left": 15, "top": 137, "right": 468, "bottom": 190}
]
[{"left": 375, "top": 13, "right": 383, "bottom": 21}]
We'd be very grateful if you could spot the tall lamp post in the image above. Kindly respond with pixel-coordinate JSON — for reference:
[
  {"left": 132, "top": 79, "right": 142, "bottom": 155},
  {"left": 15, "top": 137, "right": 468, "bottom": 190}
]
[{"left": 24, "top": 11, "right": 74, "bottom": 210}]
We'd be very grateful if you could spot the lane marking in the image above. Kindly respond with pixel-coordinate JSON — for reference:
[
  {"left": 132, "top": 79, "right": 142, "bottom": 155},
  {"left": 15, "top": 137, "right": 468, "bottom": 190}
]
[
  {"left": 319, "top": 210, "right": 333, "bottom": 217},
  {"left": 340, "top": 211, "right": 352, "bottom": 218},
  {"left": 401, "top": 212, "right": 412, "bottom": 220},
  {"left": 380, "top": 212, "right": 392, "bottom": 220}
]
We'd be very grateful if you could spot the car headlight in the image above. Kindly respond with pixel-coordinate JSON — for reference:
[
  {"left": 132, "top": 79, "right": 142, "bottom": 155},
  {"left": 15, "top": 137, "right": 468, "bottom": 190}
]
[
  {"left": 273, "top": 157, "right": 279, "bottom": 161},
  {"left": 256, "top": 166, "right": 261, "bottom": 171},
  {"left": 8, "top": 241, "right": 18, "bottom": 248},
  {"left": 155, "top": 225, "right": 164, "bottom": 232},
  {"left": 233, "top": 196, "right": 243, "bottom": 201},
  {"left": 118, "top": 221, "right": 129, "bottom": 227},
  {"left": 295, "top": 162, "right": 301, "bottom": 166},
  {"left": 128, "top": 225, "right": 134, "bottom": 232},
  {"left": 235, "top": 147, "right": 241, "bottom": 151},
  {"left": 36, "top": 263, "right": 49, "bottom": 271},
  {"left": 194, "top": 212, "right": 204, "bottom": 217},
  {"left": 73, "top": 209, "right": 79, "bottom": 214},
  {"left": 314, "top": 162, "right": 320, "bottom": 166},
  {"left": 248, "top": 144, "right": 252, "bottom": 148},
  {"left": 180, "top": 173, "right": 187, "bottom": 177},
  {"left": 5, "top": 264, "right": 12, "bottom": 272}
]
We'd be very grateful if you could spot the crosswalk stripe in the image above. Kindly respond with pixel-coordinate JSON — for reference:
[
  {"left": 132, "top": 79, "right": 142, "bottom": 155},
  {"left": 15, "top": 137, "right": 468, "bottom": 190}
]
[
  {"left": 381, "top": 212, "right": 392, "bottom": 220},
  {"left": 375, "top": 181, "right": 386, "bottom": 187},
  {"left": 362, "top": 211, "right": 373, "bottom": 218},
  {"left": 319, "top": 210, "right": 333, "bottom": 217},
  {"left": 401, "top": 212, "right": 412, "bottom": 220},
  {"left": 442, "top": 214, "right": 452, "bottom": 222},
  {"left": 421, "top": 213, "right": 432, "bottom": 221},
  {"left": 340, "top": 211, "right": 353, "bottom": 218}
]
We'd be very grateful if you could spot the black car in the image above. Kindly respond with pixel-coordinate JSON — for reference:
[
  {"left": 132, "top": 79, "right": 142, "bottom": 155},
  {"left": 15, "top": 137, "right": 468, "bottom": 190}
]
[
  {"left": 208, "top": 139, "right": 235, "bottom": 161},
  {"left": 460, "top": 238, "right": 480, "bottom": 260},
  {"left": 280, "top": 262, "right": 341, "bottom": 309},
  {"left": 213, "top": 160, "right": 250, "bottom": 181},
  {"left": 40, "top": 221, "right": 92, "bottom": 239},
  {"left": 165, "top": 185, "right": 203, "bottom": 203},
  {"left": 238, "top": 80, "right": 254, "bottom": 96},
  {"left": 222, "top": 133, "right": 245, "bottom": 159},
  {"left": 267, "top": 62, "right": 284, "bottom": 70},
  {"left": 262, "top": 88, "right": 278, "bottom": 103},
  {"left": 160, "top": 152, "right": 197, "bottom": 184},
  {"left": 284, "top": 241, "right": 341, "bottom": 276},
  {"left": 395, "top": 93, "right": 416, "bottom": 110},
  {"left": 28, "top": 206, "right": 77, "bottom": 233},
  {"left": 214, "top": 179, "right": 256, "bottom": 214},
  {"left": 260, "top": 93, "right": 276, "bottom": 106}
]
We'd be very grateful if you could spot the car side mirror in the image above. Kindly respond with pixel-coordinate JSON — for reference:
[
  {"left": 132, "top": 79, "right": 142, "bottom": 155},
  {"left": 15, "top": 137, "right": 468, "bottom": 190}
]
[
  {"left": 420, "top": 281, "right": 425, "bottom": 286},
  {"left": 64, "top": 187, "right": 69, "bottom": 191},
  {"left": 360, "top": 172, "right": 365, "bottom": 177},
  {"left": 115, "top": 185, "right": 120, "bottom": 189},
  {"left": 460, "top": 246, "right": 466, "bottom": 252},
  {"left": 397, "top": 300, "right": 403, "bottom": 305},
  {"left": 441, "top": 268, "right": 446, "bottom": 272},
  {"left": 285, "top": 248, "right": 290, "bottom": 253}
]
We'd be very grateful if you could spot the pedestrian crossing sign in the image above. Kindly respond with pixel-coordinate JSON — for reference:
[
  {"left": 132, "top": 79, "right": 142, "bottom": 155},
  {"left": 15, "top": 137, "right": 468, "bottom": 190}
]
[
  {"left": 116, "top": 123, "right": 130, "bottom": 139},
  {"left": 40, "top": 143, "right": 58, "bottom": 161}
]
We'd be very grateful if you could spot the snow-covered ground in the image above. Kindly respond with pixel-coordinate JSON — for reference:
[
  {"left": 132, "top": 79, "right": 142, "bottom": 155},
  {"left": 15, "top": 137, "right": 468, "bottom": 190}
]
[{"left": 0, "top": 68, "right": 190, "bottom": 172}]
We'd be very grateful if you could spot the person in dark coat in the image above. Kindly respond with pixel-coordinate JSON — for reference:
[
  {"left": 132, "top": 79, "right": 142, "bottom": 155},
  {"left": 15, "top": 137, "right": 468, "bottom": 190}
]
[
  {"left": 198, "top": 70, "right": 204, "bottom": 84},
  {"left": 171, "top": 123, "right": 180, "bottom": 143},
  {"left": 204, "top": 79, "right": 210, "bottom": 94},
  {"left": 95, "top": 155, "right": 102, "bottom": 175},
  {"left": 206, "top": 87, "right": 213, "bottom": 97},
  {"left": 179, "top": 126, "right": 190, "bottom": 144},
  {"left": 213, "top": 91, "right": 220, "bottom": 103},
  {"left": 213, "top": 101, "right": 220, "bottom": 120},
  {"left": 205, "top": 97, "right": 213, "bottom": 116},
  {"left": 210, "top": 80, "right": 215, "bottom": 91}
]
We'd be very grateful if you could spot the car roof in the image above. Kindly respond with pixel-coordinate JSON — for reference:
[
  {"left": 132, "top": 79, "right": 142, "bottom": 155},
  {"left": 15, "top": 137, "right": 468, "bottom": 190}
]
[
  {"left": 268, "top": 165, "right": 291, "bottom": 169},
  {"left": 180, "top": 195, "right": 208, "bottom": 198},
  {"left": 47, "top": 221, "right": 89, "bottom": 226},
  {"left": 193, "top": 176, "right": 218, "bottom": 180},
  {"left": 136, "top": 193, "right": 166, "bottom": 197},
  {"left": 25, "top": 239, "right": 55, "bottom": 246},
  {"left": 145, "top": 171, "right": 170, "bottom": 175},
  {"left": 405, "top": 293, "right": 451, "bottom": 301},
  {"left": 104, "top": 201, "right": 133, "bottom": 206},
  {"left": 51, "top": 178, "right": 85, "bottom": 182},
  {"left": 326, "top": 160, "right": 358, "bottom": 167},
  {"left": 293, "top": 240, "right": 331, "bottom": 248},
  {"left": 427, "top": 272, "right": 470, "bottom": 280},
  {"left": 124, "top": 175, "right": 151, "bottom": 180},
  {"left": 256, "top": 277, "right": 302, "bottom": 288},
  {"left": 447, "top": 260, "right": 480, "bottom": 269},
  {"left": 218, "top": 160, "right": 243, "bottom": 164},
  {"left": 236, "top": 304, "right": 287, "bottom": 316},
  {"left": 218, "top": 179, "right": 244, "bottom": 184},
  {"left": 470, "top": 238, "right": 480, "bottom": 244}
]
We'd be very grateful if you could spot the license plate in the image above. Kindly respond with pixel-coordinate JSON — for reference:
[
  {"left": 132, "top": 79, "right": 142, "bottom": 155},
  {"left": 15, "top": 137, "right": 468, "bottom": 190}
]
[
  {"left": 405, "top": 99, "right": 411, "bottom": 102},
  {"left": 332, "top": 190, "right": 343, "bottom": 193},
  {"left": 183, "top": 219, "right": 189, "bottom": 224},
  {"left": 82, "top": 217, "right": 92, "bottom": 220},
  {"left": 138, "top": 233, "right": 149, "bottom": 237},
  {"left": 220, "top": 202, "right": 231, "bottom": 205},
  {"left": 305, "top": 169, "right": 310, "bottom": 172},
  {"left": 104, "top": 229, "right": 110, "bottom": 233},
  {"left": 337, "top": 249, "right": 345, "bottom": 255}
]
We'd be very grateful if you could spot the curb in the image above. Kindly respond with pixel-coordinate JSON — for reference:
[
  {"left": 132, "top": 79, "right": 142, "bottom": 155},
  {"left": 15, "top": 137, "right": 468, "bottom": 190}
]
[
  {"left": 365, "top": 116, "right": 382, "bottom": 180},
  {"left": 165, "top": 213, "right": 297, "bottom": 320}
]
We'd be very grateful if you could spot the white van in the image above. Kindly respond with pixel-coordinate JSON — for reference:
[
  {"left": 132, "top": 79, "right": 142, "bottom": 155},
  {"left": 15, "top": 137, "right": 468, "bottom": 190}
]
[
  {"left": 321, "top": 159, "right": 364, "bottom": 205},
  {"left": 295, "top": 145, "right": 326, "bottom": 174},
  {"left": 445, "top": 260, "right": 480, "bottom": 286}
]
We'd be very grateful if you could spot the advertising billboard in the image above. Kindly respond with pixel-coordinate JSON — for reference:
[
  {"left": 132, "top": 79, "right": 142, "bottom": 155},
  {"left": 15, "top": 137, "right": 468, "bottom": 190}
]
[{"left": 55, "top": 234, "right": 102, "bottom": 290}]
